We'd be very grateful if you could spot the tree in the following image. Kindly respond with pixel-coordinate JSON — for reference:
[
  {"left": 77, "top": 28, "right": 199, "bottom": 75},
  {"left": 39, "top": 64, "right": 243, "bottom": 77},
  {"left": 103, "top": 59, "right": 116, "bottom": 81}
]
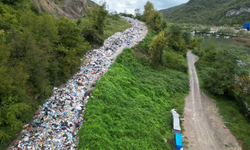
[
  {"left": 134, "top": 8, "right": 142, "bottom": 20},
  {"left": 233, "top": 75, "right": 250, "bottom": 108},
  {"left": 182, "top": 30, "right": 192, "bottom": 45},
  {"left": 142, "top": 1, "right": 163, "bottom": 31},
  {"left": 0, "top": 32, "right": 13, "bottom": 97},
  {"left": 143, "top": 1, "right": 154, "bottom": 22},
  {"left": 10, "top": 30, "right": 49, "bottom": 96},
  {"left": 161, "top": 19, "right": 167, "bottom": 30},
  {"left": 163, "top": 50, "right": 187, "bottom": 73},
  {"left": 203, "top": 27, "right": 211, "bottom": 34},
  {"left": 202, "top": 48, "right": 249, "bottom": 95},
  {"left": 148, "top": 10, "right": 162, "bottom": 31},
  {"left": 0, "top": 95, "right": 29, "bottom": 143},
  {"left": 1, "top": 0, "right": 23, "bottom": 5},
  {"left": 149, "top": 31, "right": 168, "bottom": 65},
  {"left": 0, "top": 3, "right": 20, "bottom": 30},
  {"left": 54, "top": 17, "right": 90, "bottom": 83},
  {"left": 196, "top": 44, "right": 217, "bottom": 69},
  {"left": 20, "top": 11, "right": 59, "bottom": 44},
  {"left": 228, "top": 28, "right": 236, "bottom": 35},
  {"left": 84, "top": 2, "right": 108, "bottom": 43},
  {"left": 237, "top": 30, "right": 245, "bottom": 36},
  {"left": 168, "top": 24, "right": 188, "bottom": 54}
]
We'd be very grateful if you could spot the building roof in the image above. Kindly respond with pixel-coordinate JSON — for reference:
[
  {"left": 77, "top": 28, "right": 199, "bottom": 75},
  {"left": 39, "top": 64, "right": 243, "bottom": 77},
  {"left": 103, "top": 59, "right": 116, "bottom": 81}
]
[{"left": 243, "top": 22, "right": 250, "bottom": 29}]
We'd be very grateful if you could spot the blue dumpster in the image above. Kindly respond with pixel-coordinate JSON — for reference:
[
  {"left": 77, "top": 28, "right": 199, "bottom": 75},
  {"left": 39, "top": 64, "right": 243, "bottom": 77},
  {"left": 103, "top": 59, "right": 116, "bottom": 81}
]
[{"left": 175, "top": 133, "right": 183, "bottom": 150}]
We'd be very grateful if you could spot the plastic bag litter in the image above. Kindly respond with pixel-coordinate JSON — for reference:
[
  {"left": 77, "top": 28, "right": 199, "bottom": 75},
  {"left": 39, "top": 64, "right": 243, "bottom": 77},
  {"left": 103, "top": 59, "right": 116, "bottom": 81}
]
[{"left": 11, "top": 17, "right": 146, "bottom": 150}]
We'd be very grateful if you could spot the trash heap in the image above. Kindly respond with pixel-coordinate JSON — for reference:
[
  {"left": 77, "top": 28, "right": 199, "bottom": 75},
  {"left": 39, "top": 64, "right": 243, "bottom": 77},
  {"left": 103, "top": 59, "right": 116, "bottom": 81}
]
[{"left": 11, "top": 17, "right": 145, "bottom": 150}]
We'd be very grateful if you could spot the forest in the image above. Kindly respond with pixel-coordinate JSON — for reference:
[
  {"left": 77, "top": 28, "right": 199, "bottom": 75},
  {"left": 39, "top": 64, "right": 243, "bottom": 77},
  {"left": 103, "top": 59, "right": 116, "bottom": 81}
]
[{"left": 160, "top": 0, "right": 250, "bottom": 26}]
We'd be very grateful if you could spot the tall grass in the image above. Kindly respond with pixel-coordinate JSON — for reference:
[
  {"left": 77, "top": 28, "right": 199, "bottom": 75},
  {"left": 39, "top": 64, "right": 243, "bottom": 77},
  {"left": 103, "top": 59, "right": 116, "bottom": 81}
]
[
  {"left": 103, "top": 17, "right": 132, "bottom": 39},
  {"left": 78, "top": 48, "right": 189, "bottom": 150}
]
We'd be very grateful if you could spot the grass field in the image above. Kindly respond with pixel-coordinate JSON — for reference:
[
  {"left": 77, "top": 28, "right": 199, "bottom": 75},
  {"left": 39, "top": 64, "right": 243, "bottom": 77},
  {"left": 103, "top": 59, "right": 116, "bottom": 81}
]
[{"left": 77, "top": 45, "right": 189, "bottom": 149}]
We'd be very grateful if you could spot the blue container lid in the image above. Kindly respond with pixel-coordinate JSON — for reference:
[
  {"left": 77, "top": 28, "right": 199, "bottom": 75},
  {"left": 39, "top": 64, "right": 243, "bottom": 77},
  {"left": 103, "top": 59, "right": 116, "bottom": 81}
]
[{"left": 175, "top": 133, "right": 183, "bottom": 149}]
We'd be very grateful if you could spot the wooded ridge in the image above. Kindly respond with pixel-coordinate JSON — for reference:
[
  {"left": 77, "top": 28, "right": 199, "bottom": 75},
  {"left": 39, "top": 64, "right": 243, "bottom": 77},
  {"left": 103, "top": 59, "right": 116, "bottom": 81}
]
[{"left": 160, "top": 0, "right": 250, "bottom": 26}]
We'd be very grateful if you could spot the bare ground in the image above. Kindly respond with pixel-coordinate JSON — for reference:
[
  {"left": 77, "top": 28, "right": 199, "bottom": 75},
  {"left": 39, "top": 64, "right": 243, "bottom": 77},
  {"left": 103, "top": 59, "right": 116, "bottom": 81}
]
[{"left": 183, "top": 51, "right": 241, "bottom": 150}]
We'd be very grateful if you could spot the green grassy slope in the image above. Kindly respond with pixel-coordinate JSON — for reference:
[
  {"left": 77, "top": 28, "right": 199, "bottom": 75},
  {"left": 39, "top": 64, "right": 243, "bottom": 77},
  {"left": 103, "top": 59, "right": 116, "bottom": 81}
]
[
  {"left": 103, "top": 17, "right": 132, "bottom": 39},
  {"left": 77, "top": 36, "right": 189, "bottom": 149},
  {"left": 160, "top": 0, "right": 250, "bottom": 26}
]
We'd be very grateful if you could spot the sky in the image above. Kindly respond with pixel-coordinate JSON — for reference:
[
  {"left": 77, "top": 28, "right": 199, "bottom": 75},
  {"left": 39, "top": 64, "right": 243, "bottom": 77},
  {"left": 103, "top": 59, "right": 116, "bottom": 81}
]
[{"left": 91, "top": 0, "right": 189, "bottom": 14}]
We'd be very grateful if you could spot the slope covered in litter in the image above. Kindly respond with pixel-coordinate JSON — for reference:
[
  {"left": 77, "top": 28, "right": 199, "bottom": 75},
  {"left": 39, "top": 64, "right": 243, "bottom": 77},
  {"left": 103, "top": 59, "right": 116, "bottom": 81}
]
[{"left": 10, "top": 17, "right": 147, "bottom": 150}]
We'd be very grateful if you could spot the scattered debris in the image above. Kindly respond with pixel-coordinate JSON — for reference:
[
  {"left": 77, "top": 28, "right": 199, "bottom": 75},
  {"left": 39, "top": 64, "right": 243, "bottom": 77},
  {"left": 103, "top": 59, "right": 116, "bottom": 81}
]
[{"left": 10, "top": 17, "right": 145, "bottom": 150}]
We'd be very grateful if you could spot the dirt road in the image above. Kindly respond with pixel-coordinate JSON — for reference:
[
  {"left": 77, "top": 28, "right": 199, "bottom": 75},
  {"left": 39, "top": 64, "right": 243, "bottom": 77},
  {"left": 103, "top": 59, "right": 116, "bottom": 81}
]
[{"left": 183, "top": 51, "right": 241, "bottom": 150}]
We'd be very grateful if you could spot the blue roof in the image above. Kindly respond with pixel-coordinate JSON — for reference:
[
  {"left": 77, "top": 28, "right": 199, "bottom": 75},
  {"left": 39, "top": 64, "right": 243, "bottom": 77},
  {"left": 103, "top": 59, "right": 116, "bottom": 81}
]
[{"left": 175, "top": 133, "right": 183, "bottom": 149}]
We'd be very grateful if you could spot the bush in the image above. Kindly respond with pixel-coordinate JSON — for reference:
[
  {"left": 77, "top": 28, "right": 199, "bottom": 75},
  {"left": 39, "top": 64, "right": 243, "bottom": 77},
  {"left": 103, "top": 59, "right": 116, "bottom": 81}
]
[
  {"left": 192, "top": 47, "right": 201, "bottom": 56},
  {"left": 163, "top": 50, "right": 187, "bottom": 73},
  {"left": 134, "top": 30, "right": 158, "bottom": 53},
  {"left": 243, "top": 137, "right": 250, "bottom": 150}
]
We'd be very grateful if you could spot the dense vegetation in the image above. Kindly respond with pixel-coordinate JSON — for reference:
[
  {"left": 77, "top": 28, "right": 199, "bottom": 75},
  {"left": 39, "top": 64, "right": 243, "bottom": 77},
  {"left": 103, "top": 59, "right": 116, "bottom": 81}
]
[
  {"left": 160, "top": 0, "right": 250, "bottom": 26},
  {"left": 103, "top": 15, "right": 132, "bottom": 39},
  {"left": 194, "top": 44, "right": 250, "bottom": 149},
  {"left": 78, "top": 41, "right": 189, "bottom": 150},
  {"left": 0, "top": 0, "right": 132, "bottom": 148},
  {"left": 195, "top": 45, "right": 250, "bottom": 108},
  {"left": 78, "top": 2, "right": 195, "bottom": 149}
]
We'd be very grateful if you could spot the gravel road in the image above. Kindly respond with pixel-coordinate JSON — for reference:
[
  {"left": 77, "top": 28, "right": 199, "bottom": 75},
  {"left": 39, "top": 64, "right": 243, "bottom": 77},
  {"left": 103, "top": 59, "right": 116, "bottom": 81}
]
[{"left": 183, "top": 51, "right": 241, "bottom": 150}]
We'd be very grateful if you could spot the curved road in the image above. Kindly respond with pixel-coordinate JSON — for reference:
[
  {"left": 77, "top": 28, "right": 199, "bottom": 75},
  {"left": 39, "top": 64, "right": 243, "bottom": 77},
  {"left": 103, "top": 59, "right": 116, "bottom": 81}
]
[{"left": 183, "top": 51, "right": 241, "bottom": 150}]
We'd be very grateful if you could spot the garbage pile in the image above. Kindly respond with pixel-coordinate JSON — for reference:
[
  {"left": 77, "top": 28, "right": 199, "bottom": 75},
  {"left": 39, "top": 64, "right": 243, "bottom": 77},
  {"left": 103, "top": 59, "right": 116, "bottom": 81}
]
[{"left": 11, "top": 17, "right": 145, "bottom": 150}]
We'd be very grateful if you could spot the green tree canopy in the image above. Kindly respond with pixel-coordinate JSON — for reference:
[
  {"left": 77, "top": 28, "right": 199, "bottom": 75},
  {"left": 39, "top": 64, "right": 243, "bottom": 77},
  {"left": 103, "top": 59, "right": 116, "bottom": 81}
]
[
  {"left": 143, "top": 1, "right": 154, "bottom": 22},
  {"left": 149, "top": 31, "right": 168, "bottom": 65}
]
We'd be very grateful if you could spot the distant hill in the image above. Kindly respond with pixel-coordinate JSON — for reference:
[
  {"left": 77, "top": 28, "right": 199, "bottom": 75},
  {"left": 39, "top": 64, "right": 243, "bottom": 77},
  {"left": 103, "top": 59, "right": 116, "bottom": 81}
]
[
  {"left": 160, "top": 0, "right": 250, "bottom": 26},
  {"left": 159, "top": 3, "right": 185, "bottom": 16}
]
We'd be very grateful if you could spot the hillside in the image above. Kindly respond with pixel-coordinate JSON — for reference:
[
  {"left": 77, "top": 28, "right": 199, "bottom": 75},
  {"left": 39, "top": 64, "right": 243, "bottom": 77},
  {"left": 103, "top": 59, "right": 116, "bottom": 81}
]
[
  {"left": 160, "top": 0, "right": 250, "bottom": 26},
  {"left": 32, "top": 0, "right": 96, "bottom": 19},
  {"left": 159, "top": 3, "right": 185, "bottom": 16},
  {"left": 0, "top": 0, "right": 131, "bottom": 149}
]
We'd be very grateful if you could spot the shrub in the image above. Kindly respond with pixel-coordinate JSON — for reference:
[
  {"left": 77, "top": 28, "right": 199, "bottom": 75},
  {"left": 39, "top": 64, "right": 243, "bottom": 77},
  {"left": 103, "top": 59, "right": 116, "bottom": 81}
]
[{"left": 163, "top": 50, "right": 187, "bottom": 73}]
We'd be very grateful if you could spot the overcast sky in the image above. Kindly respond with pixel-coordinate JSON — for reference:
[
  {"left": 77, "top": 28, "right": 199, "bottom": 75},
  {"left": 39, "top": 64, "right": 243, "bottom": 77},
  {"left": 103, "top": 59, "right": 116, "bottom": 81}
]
[{"left": 92, "top": 0, "right": 189, "bottom": 14}]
